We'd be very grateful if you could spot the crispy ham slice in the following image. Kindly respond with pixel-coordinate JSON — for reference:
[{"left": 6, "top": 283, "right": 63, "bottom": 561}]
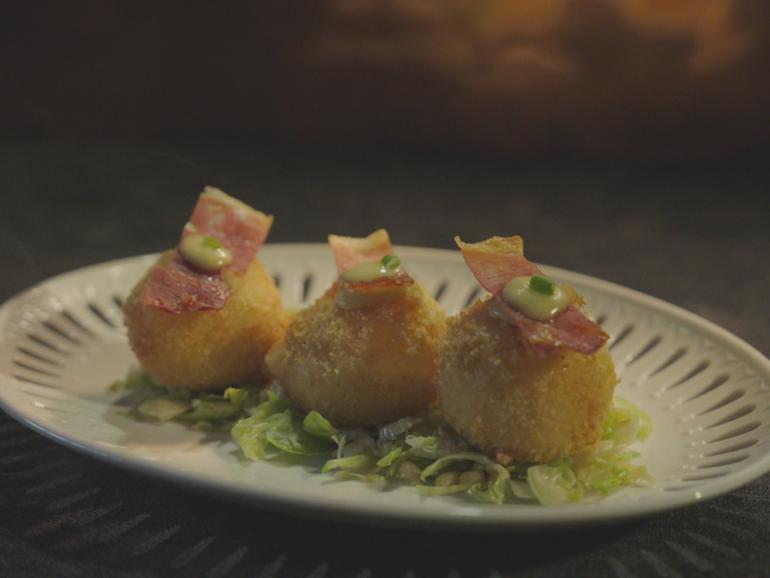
[
  {"left": 491, "top": 297, "right": 608, "bottom": 356},
  {"left": 143, "top": 187, "right": 271, "bottom": 313},
  {"left": 143, "top": 254, "right": 230, "bottom": 312},
  {"left": 342, "top": 275, "right": 414, "bottom": 291},
  {"left": 329, "top": 229, "right": 413, "bottom": 290},
  {"left": 454, "top": 236, "right": 540, "bottom": 293},
  {"left": 456, "top": 235, "right": 607, "bottom": 355},
  {"left": 328, "top": 229, "right": 393, "bottom": 273},
  {"left": 184, "top": 187, "right": 273, "bottom": 274}
]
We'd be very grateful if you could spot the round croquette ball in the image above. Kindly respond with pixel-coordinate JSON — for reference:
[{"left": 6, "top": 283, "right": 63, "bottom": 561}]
[
  {"left": 266, "top": 283, "right": 446, "bottom": 427},
  {"left": 124, "top": 252, "right": 288, "bottom": 391},
  {"left": 437, "top": 299, "right": 617, "bottom": 463}
]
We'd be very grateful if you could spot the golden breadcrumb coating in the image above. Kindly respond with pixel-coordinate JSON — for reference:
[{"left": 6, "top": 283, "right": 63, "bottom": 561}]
[
  {"left": 124, "top": 251, "right": 288, "bottom": 391},
  {"left": 438, "top": 299, "right": 617, "bottom": 463},
  {"left": 266, "top": 283, "right": 446, "bottom": 427}
]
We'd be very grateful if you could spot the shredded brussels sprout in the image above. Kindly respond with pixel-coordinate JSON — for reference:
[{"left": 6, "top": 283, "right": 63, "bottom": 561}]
[
  {"left": 113, "top": 367, "right": 653, "bottom": 506},
  {"left": 112, "top": 366, "right": 261, "bottom": 431}
]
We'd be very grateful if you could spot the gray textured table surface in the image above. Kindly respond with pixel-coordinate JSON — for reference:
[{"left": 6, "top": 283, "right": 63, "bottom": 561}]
[{"left": 0, "top": 141, "right": 768, "bottom": 578}]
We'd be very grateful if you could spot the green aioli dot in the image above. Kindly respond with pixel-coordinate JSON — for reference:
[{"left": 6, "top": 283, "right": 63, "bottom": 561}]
[
  {"left": 381, "top": 255, "right": 400, "bottom": 269},
  {"left": 179, "top": 234, "right": 232, "bottom": 273},
  {"left": 529, "top": 274, "right": 556, "bottom": 295},
  {"left": 202, "top": 236, "right": 222, "bottom": 250},
  {"left": 501, "top": 276, "right": 570, "bottom": 321}
]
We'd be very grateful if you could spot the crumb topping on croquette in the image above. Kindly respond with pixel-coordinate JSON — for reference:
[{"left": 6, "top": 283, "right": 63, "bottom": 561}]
[
  {"left": 125, "top": 253, "right": 288, "bottom": 391},
  {"left": 438, "top": 299, "right": 617, "bottom": 463},
  {"left": 266, "top": 283, "right": 446, "bottom": 427}
]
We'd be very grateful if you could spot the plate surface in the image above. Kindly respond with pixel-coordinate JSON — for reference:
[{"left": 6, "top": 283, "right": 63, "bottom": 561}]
[{"left": 1, "top": 245, "right": 769, "bottom": 527}]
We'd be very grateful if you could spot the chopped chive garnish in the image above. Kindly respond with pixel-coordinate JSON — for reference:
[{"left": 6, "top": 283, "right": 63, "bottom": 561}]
[
  {"left": 381, "top": 255, "right": 400, "bottom": 269},
  {"left": 202, "top": 236, "right": 222, "bottom": 250},
  {"left": 529, "top": 275, "right": 556, "bottom": 296}
]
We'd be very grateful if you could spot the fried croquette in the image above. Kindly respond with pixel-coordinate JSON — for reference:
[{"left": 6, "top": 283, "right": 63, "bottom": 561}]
[
  {"left": 437, "top": 299, "right": 617, "bottom": 463},
  {"left": 124, "top": 251, "right": 288, "bottom": 391},
  {"left": 266, "top": 283, "right": 446, "bottom": 427}
]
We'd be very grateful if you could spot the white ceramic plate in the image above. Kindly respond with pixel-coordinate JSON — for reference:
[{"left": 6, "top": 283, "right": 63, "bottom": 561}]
[{"left": 1, "top": 245, "right": 769, "bottom": 528}]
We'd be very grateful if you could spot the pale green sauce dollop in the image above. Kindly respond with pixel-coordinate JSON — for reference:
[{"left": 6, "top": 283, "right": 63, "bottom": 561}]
[
  {"left": 179, "top": 234, "right": 232, "bottom": 273},
  {"left": 501, "top": 276, "right": 570, "bottom": 321},
  {"left": 341, "top": 260, "right": 396, "bottom": 283}
]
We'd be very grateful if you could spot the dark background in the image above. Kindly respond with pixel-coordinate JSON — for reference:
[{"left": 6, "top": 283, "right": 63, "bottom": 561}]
[
  {"left": 2, "top": 1, "right": 770, "bottom": 156},
  {"left": 1, "top": 1, "right": 769, "bottom": 577}
]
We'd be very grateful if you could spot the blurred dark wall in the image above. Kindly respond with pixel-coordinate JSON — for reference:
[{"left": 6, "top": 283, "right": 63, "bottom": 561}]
[{"left": 2, "top": 0, "right": 769, "bottom": 158}]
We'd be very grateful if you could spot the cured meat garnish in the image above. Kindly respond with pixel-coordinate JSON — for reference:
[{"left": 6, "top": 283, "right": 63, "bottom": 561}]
[
  {"left": 143, "top": 254, "right": 230, "bottom": 313},
  {"left": 143, "top": 187, "right": 271, "bottom": 313},
  {"left": 456, "top": 235, "right": 607, "bottom": 355},
  {"left": 329, "top": 229, "right": 414, "bottom": 290},
  {"left": 492, "top": 298, "right": 608, "bottom": 356},
  {"left": 183, "top": 187, "right": 273, "bottom": 274},
  {"left": 328, "top": 229, "right": 393, "bottom": 274},
  {"left": 343, "top": 275, "right": 414, "bottom": 291},
  {"left": 455, "top": 236, "right": 540, "bottom": 294}
]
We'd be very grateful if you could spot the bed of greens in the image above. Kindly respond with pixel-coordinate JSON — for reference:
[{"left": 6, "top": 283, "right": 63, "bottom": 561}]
[{"left": 113, "top": 368, "right": 653, "bottom": 506}]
